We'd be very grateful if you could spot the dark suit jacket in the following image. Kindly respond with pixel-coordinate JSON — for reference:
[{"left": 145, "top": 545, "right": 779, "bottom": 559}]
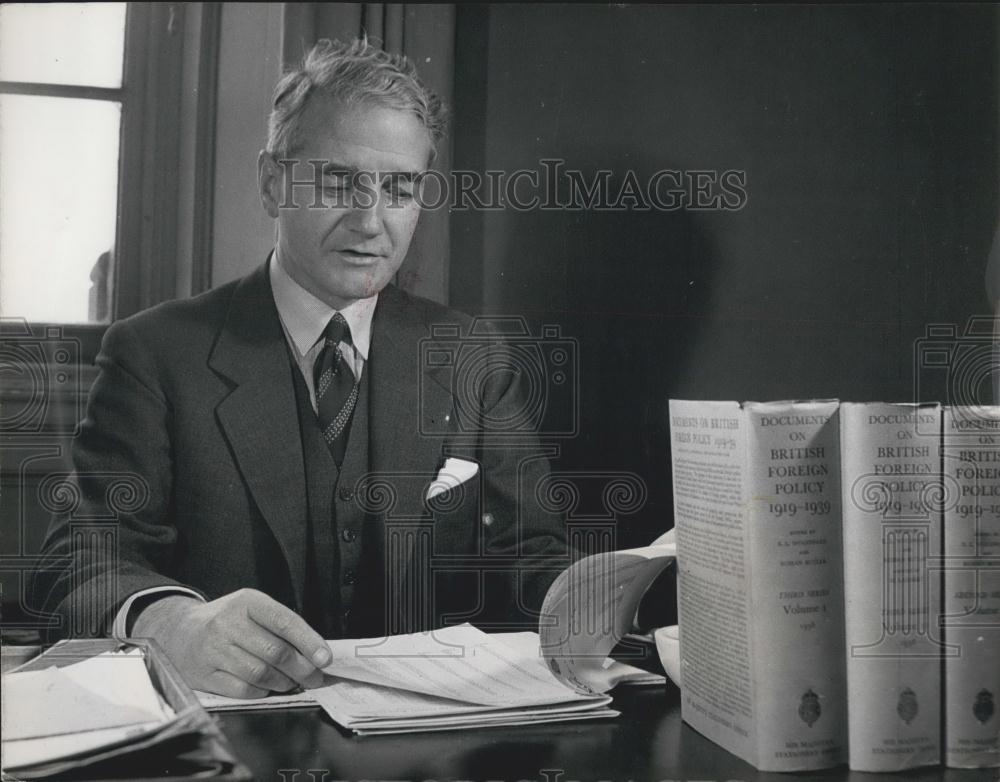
[{"left": 31, "top": 263, "right": 569, "bottom": 637}]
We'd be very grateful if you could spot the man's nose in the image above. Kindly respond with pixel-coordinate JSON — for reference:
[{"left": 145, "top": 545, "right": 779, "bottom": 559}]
[{"left": 349, "top": 181, "right": 382, "bottom": 236}]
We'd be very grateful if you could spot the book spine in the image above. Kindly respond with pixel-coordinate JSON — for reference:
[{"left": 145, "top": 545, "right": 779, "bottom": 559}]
[
  {"left": 840, "top": 402, "right": 942, "bottom": 772},
  {"left": 943, "top": 406, "right": 1000, "bottom": 768},
  {"left": 743, "top": 400, "right": 846, "bottom": 771},
  {"left": 670, "top": 399, "right": 758, "bottom": 767}
]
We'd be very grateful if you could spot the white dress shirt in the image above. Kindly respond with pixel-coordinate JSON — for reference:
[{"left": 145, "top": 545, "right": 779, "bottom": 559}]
[{"left": 268, "top": 247, "right": 377, "bottom": 409}]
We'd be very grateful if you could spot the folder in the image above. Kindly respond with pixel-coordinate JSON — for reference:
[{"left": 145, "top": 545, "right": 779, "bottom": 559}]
[{"left": 2, "top": 638, "right": 250, "bottom": 781}]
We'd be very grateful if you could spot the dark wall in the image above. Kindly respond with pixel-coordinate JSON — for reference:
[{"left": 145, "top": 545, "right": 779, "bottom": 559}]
[{"left": 451, "top": 4, "right": 998, "bottom": 549}]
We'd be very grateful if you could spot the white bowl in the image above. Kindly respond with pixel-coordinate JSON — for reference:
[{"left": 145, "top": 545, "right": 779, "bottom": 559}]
[{"left": 653, "top": 625, "right": 681, "bottom": 687}]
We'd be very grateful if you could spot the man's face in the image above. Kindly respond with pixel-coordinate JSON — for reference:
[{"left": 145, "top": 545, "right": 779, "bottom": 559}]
[{"left": 259, "top": 96, "right": 433, "bottom": 309}]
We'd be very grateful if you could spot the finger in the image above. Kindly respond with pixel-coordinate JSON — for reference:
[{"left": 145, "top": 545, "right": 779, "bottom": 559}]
[
  {"left": 245, "top": 595, "right": 332, "bottom": 668},
  {"left": 235, "top": 625, "right": 326, "bottom": 689},
  {"left": 204, "top": 669, "right": 270, "bottom": 700},
  {"left": 218, "top": 644, "right": 299, "bottom": 693}
]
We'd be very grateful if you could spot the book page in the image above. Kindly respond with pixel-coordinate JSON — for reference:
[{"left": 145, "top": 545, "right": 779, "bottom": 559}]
[
  {"left": 195, "top": 686, "right": 319, "bottom": 711},
  {"left": 321, "top": 624, "right": 600, "bottom": 707},
  {"left": 537, "top": 543, "right": 673, "bottom": 694},
  {"left": 352, "top": 709, "right": 620, "bottom": 736},
  {"left": 311, "top": 676, "right": 611, "bottom": 724}
]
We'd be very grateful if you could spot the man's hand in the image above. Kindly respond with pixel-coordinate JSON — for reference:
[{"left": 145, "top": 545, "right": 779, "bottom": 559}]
[{"left": 131, "top": 589, "right": 332, "bottom": 698}]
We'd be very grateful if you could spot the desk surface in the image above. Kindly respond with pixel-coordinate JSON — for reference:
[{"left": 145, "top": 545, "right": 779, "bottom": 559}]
[
  {"left": 216, "top": 684, "right": 999, "bottom": 782},
  {"left": 4, "top": 645, "right": 997, "bottom": 781}
]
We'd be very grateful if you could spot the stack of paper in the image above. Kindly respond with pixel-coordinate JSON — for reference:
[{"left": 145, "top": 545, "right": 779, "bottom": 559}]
[
  {"left": 1, "top": 648, "right": 212, "bottom": 779},
  {"left": 195, "top": 686, "right": 317, "bottom": 712},
  {"left": 313, "top": 626, "right": 616, "bottom": 734},
  {"left": 196, "top": 628, "right": 666, "bottom": 734}
]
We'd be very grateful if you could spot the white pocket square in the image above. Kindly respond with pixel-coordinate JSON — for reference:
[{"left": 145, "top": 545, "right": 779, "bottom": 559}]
[{"left": 426, "top": 458, "right": 479, "bottom": 501}]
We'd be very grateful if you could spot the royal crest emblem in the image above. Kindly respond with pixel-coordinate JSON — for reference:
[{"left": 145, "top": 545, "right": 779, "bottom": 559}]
[
  {"left": 973, "top": 689, "right": 995, "bottom": 725},
  {"left": 897, "top": 687, "right": 919, "bottom": 725},
  {"left": 798, "top": 689, "right": 821, "bottom": 727}
]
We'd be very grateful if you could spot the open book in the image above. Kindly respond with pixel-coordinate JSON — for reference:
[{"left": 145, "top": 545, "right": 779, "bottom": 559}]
[{"left": 196, "top": 538, "right": 676, "bottom": 735}]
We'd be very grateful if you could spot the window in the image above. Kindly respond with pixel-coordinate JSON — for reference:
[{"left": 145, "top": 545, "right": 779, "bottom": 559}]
[
  {"left": 0, "top": 3, "right": 127, "bottom": 324},
  {"left": 0, "top": 3, "right": 210, "bottom": 335}
]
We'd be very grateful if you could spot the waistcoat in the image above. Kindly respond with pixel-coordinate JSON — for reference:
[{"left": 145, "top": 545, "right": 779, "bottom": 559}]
[{"left": 289, "top": 355, "right": 382, "bottom": 639}]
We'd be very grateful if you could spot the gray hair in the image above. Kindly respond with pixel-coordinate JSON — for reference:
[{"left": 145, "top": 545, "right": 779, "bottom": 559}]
[{"left": 267, "top": 38, "right": 447, "bottom": 160}]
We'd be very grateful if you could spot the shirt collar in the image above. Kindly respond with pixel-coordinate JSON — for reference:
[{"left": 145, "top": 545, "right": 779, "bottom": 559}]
[{"left": 269, "top": 248, "right": 376, "bottom": 360}]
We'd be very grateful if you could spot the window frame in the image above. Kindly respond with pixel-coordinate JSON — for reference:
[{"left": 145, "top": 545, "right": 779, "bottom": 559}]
[{"left": 0, "top": 3, "right": 218, "bottom": 355}]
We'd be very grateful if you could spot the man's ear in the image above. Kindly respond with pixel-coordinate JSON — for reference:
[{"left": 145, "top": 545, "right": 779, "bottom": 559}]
[{"left": 258, "top": 150, "right": 282, "bottom": 218}]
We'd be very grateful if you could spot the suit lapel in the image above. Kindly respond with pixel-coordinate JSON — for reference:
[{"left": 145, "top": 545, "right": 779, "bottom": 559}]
[
  {"left": 208, "top": 264, "right": 309, "bottom": 612},
  {"left": 369, "top": 285, "right": 452, "bottom": 514},
  {"left": 369, "top": 286, "right": 456, "bottom": 632}
]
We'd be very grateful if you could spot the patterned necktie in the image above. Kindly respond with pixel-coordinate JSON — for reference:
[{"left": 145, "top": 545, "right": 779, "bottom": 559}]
[{"left": 313, "top": 313, "right": 360, "bottom": 467}]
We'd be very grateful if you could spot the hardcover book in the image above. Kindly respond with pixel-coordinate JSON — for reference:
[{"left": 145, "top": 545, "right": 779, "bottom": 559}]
[{"left": 668, "top": 399, "right": 846, "bottom": 772}]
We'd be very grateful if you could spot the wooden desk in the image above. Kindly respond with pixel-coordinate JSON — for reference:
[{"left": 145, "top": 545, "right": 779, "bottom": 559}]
[{"left": 215, "top": 684, "right": 999, "bottom": 782}]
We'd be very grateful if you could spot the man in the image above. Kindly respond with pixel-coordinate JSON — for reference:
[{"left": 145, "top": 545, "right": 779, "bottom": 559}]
[{"left": 31, "top": 39, "right": 568, "bottom": 698}]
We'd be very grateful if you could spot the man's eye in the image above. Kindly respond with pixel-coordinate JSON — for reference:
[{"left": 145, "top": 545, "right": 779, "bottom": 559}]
[
  {"left": 385, "top": 184, "right": 414, "bottom": 202},
  {"left": 322, "top": 182, "right": 352, "bottom": 203}
]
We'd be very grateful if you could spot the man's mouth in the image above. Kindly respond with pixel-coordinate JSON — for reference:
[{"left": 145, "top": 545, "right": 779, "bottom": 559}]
[{"left": 337, "top": 249, "right": 383, "bottom": 261}]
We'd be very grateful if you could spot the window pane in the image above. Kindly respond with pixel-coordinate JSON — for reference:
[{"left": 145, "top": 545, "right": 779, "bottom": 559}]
[
  {"left": 0, "top": 95, "right": 121, "bottom": 324},
  {"left": 0, "top": 3, "right": 126, "bottom": 88}
]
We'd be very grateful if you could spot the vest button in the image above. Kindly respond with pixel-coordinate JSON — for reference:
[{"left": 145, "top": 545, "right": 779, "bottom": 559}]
[
  {"left": 343, "top": 569, "right": 356, "bottom": 585},
  {"left": 341, "top": 528, "right": 356, "bottom": 543},
  {"left": 341, "top": 608, "right": 351, "bottom": 623},
  {"left": 338, "top": 486, "right": 354, "bottom": 502}
]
